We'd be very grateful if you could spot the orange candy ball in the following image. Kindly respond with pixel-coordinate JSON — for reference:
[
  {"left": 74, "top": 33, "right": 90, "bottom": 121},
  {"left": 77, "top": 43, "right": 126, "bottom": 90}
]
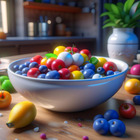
[{"left": 0, "top": 90, "right": 12, "bottom": 109}]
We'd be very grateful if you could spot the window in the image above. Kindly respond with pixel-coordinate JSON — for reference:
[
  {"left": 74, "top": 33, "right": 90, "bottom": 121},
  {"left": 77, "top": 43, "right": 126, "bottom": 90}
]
[{"left": 0, "top": 0, "right": 8, "bottom": 33}]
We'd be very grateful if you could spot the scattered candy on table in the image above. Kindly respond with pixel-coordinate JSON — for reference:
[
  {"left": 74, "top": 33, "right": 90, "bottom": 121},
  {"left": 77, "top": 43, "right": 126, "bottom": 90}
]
[
  {"left": 93, "top": 114, "right": 104, "bottom": 121},
  {"left": 130, "top": 64, "right": 140, "bottom": 75},
  {"left": 133, "top": 95, "right": 140, "bottom": 105},
  {"left": 93, "top": 109, "right": 126, "bottom": 137},
  {"left": 93, "top": 118, "right": 109, "bottom": 135},
  {"left": 119, "top": 103, "right": 136, "bottom": 119},
  {"left": 0, "top": 113, "right": 3, "bottom": 117},
  {"left": 124, "top": 79, "right": 140, "bottom": 94},
  {"left": 0, "top": 90, "right": 12, "bottom": 109},
  {"left": 108, "top": 119, "right": 126, "bottom": 137},
  {"left": 82, "top": 136, "right": 89, "bottom": 140},
  {"left": 40, "top": 133, "right": 47, "bottom": 139},
  {"left": 2, "top": 46, "right": 139, "bottom": 139},
  {"left": 33, "top": 127, "right": 40, "bottom": 132},
  {"left": 64, "top": 120, "right": 68, "bottom": 124},
  {"left": 78, "top": 123, "right": 82, "bottom": 127},
  {"left": 103, "top": 109, "right": 119, "bottom": 121}
]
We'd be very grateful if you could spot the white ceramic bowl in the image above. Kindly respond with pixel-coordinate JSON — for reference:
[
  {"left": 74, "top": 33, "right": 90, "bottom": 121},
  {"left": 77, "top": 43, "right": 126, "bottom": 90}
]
[{"left": 8, "top": 57, "right": 128, "bottom": 112}]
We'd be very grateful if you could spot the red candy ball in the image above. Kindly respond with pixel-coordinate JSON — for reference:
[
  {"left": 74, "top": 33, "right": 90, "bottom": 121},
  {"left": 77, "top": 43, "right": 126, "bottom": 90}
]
[
  {"left": 30, "top": 55, "right": 43, "bottom": 64},
  {"left": 103, "top": 61, "right": 117, "bottom": 73},
  {"left": 130, "top": 64, "right": 140, "bottom": 75},
  {"left": 40, "top": 133, "right": 47, "bottom": 139},
  {"left": 83, "top": 136, "right": 89, "bottom": 140},
  {"left": 27, "top": 68, "right": 40, "bottom": 78}
]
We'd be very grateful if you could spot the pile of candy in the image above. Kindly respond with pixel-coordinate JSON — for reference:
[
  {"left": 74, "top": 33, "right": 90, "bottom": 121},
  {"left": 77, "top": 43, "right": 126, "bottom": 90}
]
[
  {"left": 93, "top": 109, "right": 125, "bottom": 137},
  {"left": 12, "top": 46, "right": 120, "bottom": 80}
]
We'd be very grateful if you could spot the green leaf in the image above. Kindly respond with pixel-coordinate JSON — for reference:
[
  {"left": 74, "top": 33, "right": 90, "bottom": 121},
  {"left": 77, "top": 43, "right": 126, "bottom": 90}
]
[
  {"left": 117, "top": 2, "right": 124, "bottom": 15},
  {"left": 101, "top": 12, "right": 115, "bottom": 21},
  {"left": 127, "top": 15, "right": 140, "bottom": 25},
  {"left": 122, "top": 24, "right": 129, "bottom": 28},
  {"left": 104, "top": 19, "right": 111, "bottom": 24},
  {"left": 130, "top": 1, "right": 140, "bottom": 16},
  {"left": 111, "top": 3, "right": 120, "bottom": 16},
  {"left": 124, "top": 0, "right": 135, "bottom": 13},
  {"left": 128, "top": 22, "right": 137, "bottom": 28},
  {"left": 103, "top": 22, "right": 117, "bottom": 28},
  {"left": 133, "top": 8, "right": 140, "bottom": 19},
  {"left": 104, "top": 3, "right": 112, "bottom": 12},
  {"left": 100, "top": 12, "right": 112, "bottom": 17},
  {"left": 124, "top": 15, "right": 130, "bottom": 23},
  {"left": 115, "top": 19, "right": 122, "bottom": 24},
  {"left": 117, "top": 2, "right": 123, "bottom": 8},
  {"left": 119, "top": 22, "right": 124, "bottom": 26},
  {"left": 45, "top": 53, "right": 57, "bottom": 59},
  {"left": 100, "top": 12, "right": 115, "bottom": 21}
]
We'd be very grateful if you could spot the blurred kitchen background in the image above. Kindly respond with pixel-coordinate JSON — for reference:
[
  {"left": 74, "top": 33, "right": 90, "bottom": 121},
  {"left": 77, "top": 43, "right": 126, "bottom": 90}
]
[{"left": 0, "top": 0, "right": 140, "bottom": 57}]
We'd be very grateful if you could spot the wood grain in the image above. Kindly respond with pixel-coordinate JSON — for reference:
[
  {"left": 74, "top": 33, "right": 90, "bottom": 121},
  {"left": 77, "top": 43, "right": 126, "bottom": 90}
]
[
  {"left": 23, "top": 2, "right": 82, "bottom": 13},
  {"left": 0, "top": 53, "right": 140, "bottom": 140}
]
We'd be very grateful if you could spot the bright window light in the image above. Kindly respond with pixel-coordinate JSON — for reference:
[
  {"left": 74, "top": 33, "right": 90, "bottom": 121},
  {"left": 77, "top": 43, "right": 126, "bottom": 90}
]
[
  {"left": 48, "top": 20, "right": 51, "bottom": 24},
  {"left": 0, "top": 0, "right": 8, "bottom": 33}
]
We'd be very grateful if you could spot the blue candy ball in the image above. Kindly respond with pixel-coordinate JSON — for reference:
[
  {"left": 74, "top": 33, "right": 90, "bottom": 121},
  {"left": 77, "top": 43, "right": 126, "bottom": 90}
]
[
  {"left": 45, "top": 70, "right": 60, "bottom": 79},
  {"left": 106, "top": 70, "right": 114, "bottom": 76},
  {"left": 39, "top": 65, "right": 48, "bottom": 73},
  {"left": 13, "top": 65, "right": 19, "bottom": 72},
  {"left": 133, "top": 95, "right": 140, "bottom": 105},
  {"left": 15, "top": 70, "right": 22, "bottom": 75},
  {"left": 108, "top": 119, "right": 126, "bottom": 137},
  {"left": 29, "top": 62, "right": 39, "bottom": 69},
  {"left": 84, "top": 63, "right": 95, "bottom": 71},
  {"left": 93, "top": 118, "right": 109, "bottom": 135},
  {"left": 38, "top": 74, "right": 46, "bottom": 79},
  {"left": 93, "top": 114, "right": 104, "bottom": 121},
  {"left": 19, "top": 64, "right": 26, "bottom": 71},
  {"left": 96, "top": 67, "right": 105, "bottom": 74},
  {"left": 83, "top": 69, "right": 95, "bottom": 79},
  {"left": 104, "top": 109, "right": 119, "bottom": 121}
]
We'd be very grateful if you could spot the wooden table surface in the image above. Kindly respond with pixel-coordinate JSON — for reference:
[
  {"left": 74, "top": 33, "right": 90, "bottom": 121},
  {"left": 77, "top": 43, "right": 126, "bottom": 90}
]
[{"left": 0, "top": 53, "right": 140, "bottom": 140}]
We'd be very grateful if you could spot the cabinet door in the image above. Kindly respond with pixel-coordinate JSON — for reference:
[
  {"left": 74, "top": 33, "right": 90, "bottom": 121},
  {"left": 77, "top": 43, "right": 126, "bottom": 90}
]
[
  {"left": 0, "top": 46, "right": 19, "bottom": 57},
  {"left": 19, "top": 43, "right": 52, "bottom": 54}
]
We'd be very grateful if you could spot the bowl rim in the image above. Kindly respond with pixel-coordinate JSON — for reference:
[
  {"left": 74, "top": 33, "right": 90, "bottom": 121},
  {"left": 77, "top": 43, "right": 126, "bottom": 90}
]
[{"left": 8, "top": 56, "right": 129, "bottom": 82}]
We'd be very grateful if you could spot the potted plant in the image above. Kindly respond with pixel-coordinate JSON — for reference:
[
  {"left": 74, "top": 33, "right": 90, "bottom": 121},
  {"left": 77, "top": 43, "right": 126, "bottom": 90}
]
[{"left": 101, "top": 0, "right": 140, "bottom": 66}]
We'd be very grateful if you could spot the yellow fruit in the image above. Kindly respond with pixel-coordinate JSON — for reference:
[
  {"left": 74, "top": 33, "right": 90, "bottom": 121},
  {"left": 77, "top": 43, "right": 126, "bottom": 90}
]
[
  {"left": 95, "top": 57, "right": 107, "bottom": 68},
  {"left": 53, "top": 46, "right": 65, "bottom": 56},
  {"left": 6, "top": 101, "right": 36, "bottom": 128},
  {"left": 124, "top": 79, "right": 140, "bottom": 94}
]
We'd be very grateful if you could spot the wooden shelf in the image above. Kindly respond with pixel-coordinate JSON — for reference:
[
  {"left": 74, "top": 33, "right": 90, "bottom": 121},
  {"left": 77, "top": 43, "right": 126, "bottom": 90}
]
[{"left": 23, "top": 1, "right": 82, "bottom": 13}]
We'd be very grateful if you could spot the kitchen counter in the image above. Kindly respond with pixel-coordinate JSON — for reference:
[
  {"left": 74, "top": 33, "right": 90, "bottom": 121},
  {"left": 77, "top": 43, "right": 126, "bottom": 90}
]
[
  {"left": 0, "top": 37, "right": 96, "bottom": 57},
  {"left": 0, "top": 53, "right": 140, "bottom": 140},
  {"left": 0, "top": 37, "right": 96, "bottom": 46}
]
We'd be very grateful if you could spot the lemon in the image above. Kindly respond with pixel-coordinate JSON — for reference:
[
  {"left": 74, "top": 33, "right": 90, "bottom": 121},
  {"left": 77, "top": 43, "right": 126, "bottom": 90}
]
[{"left": 6, "top": 101, "right": 36, "bottom": 128}]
